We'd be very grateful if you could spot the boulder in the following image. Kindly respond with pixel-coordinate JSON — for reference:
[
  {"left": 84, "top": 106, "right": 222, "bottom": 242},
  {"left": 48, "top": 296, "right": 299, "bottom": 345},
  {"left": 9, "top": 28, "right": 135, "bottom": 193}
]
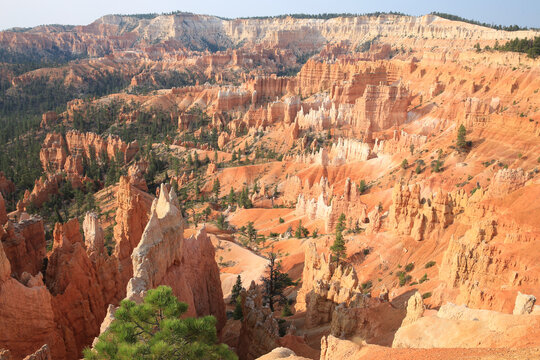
[{"left": 513, "top": 292, "right": 536, "bottom": 315}]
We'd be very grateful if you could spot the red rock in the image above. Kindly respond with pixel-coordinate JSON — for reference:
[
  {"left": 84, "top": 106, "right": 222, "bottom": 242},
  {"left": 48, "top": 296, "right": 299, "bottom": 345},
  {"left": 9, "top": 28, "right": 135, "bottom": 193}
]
[
  {"left": 0, "top": 241, "right": 66, "bottom": 359},
  {"left": 0, "top": 194, "right": 7, "bottom": 225},
  {"left": 113, "top": 176, "right": 152, "bottom": 288},
  {"left": 40, "top": 111, "right": 58, "bottom": 129},
  {"left": 237, "top": 284, "right": 280, "bottom": 360},
  {"left": 1, "top": 216, "right": 46, "bottom": 278},
  {"left": 22, "top": 344, "right": 51, "bottom": 360},
  {"left": 0, "top": 172, "right": 15, "bottom": 196}
]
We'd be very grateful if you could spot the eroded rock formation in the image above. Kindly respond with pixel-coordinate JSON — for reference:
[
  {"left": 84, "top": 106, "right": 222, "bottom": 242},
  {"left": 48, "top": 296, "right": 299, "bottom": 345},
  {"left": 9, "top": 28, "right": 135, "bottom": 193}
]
[
  {"left": 127, "top": 183, "right": 226, "bottom": 329},
  {"left": 237, "top": 283, "right": 280, "bottom": 360}
]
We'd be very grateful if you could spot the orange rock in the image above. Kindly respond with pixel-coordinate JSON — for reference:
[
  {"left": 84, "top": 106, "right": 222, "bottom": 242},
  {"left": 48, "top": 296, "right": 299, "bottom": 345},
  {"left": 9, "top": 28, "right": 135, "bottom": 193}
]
[
  {"left": 0, "top": 241, "right": 66, "bottom": 359},
  {"left": 113, "top": 176, "right": 152, "bottom": 288},
  {"left": 1, "top": 216, "right": 46, "bottom": 278},
  {"left": 46, "top": 219, "right": 107, "bottom": 359},
  {"left": 237, "top": 283, "right": 280, "bottom": 360},
  {"left": 0, "top": 172, "right": 15, "bottom": 196},
  {"left": 126, "top": 184, "right": 226, "bottom": 329},
  {"left": 40, "top": 111, "right": 58, "bottom": 129}
]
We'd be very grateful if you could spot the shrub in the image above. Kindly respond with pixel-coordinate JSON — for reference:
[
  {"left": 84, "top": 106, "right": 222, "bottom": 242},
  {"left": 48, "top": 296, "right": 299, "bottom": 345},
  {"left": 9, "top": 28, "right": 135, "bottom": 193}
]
[
  {"left": 404, "top": 263, "right": 414, "bottom": 272},
  {"left": 361, "top": 280, "right": 373, "bottom": 290},
  {"left": 401, "top": 159, "right": 409, "bottom": 169},
  {"left": 431, "top": 159, "right": 443, "bottom": 172},
  {"left": 425, "top": 261, "right": 436, "bottom": 269},
  {"left": 281, "top": 302, "right": 293, "bottom": 317},
  {"left": 397, "top": 271, "right": 412, "bottom": 286},
  {"left": 422, "top": 292, "right": 432, "bottom": 299}
]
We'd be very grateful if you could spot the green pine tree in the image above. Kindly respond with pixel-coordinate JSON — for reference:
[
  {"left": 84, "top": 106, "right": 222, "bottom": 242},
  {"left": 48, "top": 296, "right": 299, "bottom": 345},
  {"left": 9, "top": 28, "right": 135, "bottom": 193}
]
[
  {"left": 330, "top": 213, "right": 347, "bottom": 265},
  {"left": 212, "top": 178, "right": 221, "bottom": 202},
  {"left": 227, "top": 187, "right": 236, "bottom": 205},
  {"left": 230, "top": 275, "right": 243, "bottom": 304},
  {"left": 246, "top": 222, "right": 257, "bottom": 243},
  {"left": 84, "top": 285, "right": 236, "bottom": 360},
  {"left": 233, "top": 296, "right": 243, "bottom": 320},
  {"left": 261, "top": 252, "right": 295, "bottom": 312},
  {"left": 457, "top": 124, "right": 468, "bottom": 150}
]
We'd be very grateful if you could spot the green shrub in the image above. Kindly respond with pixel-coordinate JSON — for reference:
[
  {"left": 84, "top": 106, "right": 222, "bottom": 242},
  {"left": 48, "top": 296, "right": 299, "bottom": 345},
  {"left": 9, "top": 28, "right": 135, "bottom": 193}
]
[{"left": 281, "top": 302, "right": 293, "bottom": 317}]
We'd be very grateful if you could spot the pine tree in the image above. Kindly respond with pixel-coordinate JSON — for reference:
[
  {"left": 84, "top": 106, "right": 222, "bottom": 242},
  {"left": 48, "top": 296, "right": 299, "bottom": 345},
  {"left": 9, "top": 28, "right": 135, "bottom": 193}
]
[
  {"left": 330, "top": 213, "right": 347, "bottom": 265},
  {"left": 252, "top": 181, "right": 259, "bottom": 195},
  {"left": 233, "top": 296, "right": 243, "bottom": 320},
  {"left": 246, "top": 221, "right": 257, "bottom": 243},
  {"left": 212, "top": 178, "right": 221, "bottom": 201},
  {"left": 194, "top": 180, "right": 201, "bottom": 198},
  {"left": 227, "top": 187, "right": 236, "bottom": 205},
  {"left": 401, "top": 158, "right": 409, "bottom": 169},
  {"left": 217, "top": 214, "right": 227, "bottom": 230},
  {"left": 359, "top": 179, "right": 367, "bottom": 194},
  {"left": 295, "top": 220, "right": 303, "bottom": 239},
  {"left": 261, "top": 252, "right": 295, "bottom": 312},
  {"left": 457, "top": 124, "right": 468, "bottom": 150},
  {"left": 83, "top": 285, "right": 236, "bottom": 360},
  {"left": 238, "top": 186, "right": 252, "bottom": 208},
  {"left": 230, "top": 275, "right": 243, "bottom": 304}
]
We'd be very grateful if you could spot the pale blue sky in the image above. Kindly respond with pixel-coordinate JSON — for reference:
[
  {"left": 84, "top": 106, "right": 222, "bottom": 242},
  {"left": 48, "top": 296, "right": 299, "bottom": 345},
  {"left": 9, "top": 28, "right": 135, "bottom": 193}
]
[{"left": 1, "top": 0, "right": 538, "bottom": 30}]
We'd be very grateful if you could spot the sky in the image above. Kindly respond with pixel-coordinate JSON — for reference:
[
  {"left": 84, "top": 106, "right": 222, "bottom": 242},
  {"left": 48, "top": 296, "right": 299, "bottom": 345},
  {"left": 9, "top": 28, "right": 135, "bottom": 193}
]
[{"left": 0, "top": 0, "right": 538, "bottom": 30}]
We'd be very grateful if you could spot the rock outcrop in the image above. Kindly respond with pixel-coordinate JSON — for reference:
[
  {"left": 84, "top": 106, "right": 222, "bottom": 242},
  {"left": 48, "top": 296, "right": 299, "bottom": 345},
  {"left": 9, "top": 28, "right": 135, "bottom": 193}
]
[
  {"left": 0, "top": 172, "right": 15, "bottom": 196},
  {"left": 39, "top": 131, "right": 139, "bottom": 176},
  {"left": 400, "top": 291, "right": 425, "bottom": 327},
  {"left": 0, "top": 241, "right": 66, "bottom": 359},
  {"left": 392, "top": 302, "right": 540, "bottom": 349},
  {"left": 295, "top": 178, "right": 368, "bottom": 232},
  {"left": 113, "top": 176, "right": 152, "bottom": 288},
  {"left": 126, "top": 183, "right": 226, "bottom": 329},
  {"left": 389, "top": 183, "right": 453, "bottom": 241},
  {"left": 0, "top": 193, "right": 7, "bottom": 227},
  {"left": 237, "top": 283, "right": 280, "bottom": 360},
  {"left": 486, "top": 168, "right": 529, "bottom": 198},
  {"left": 320, "top": 335, "right": 363, "bottom": 360},
  {"left": 296, "top": 242, "right": 361, "bottom": 327},
  {"left": 46, "top": 219, "right": 108, "bottom": 359},
  {"left": 22, "top": 344, "right": 52, "bottom": 360},
  {"left": 1, "top": 216, "right": 46, "bottom": 278},
  {"left": 513, "top": 292, "right": 536, "bottom": 315}
]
